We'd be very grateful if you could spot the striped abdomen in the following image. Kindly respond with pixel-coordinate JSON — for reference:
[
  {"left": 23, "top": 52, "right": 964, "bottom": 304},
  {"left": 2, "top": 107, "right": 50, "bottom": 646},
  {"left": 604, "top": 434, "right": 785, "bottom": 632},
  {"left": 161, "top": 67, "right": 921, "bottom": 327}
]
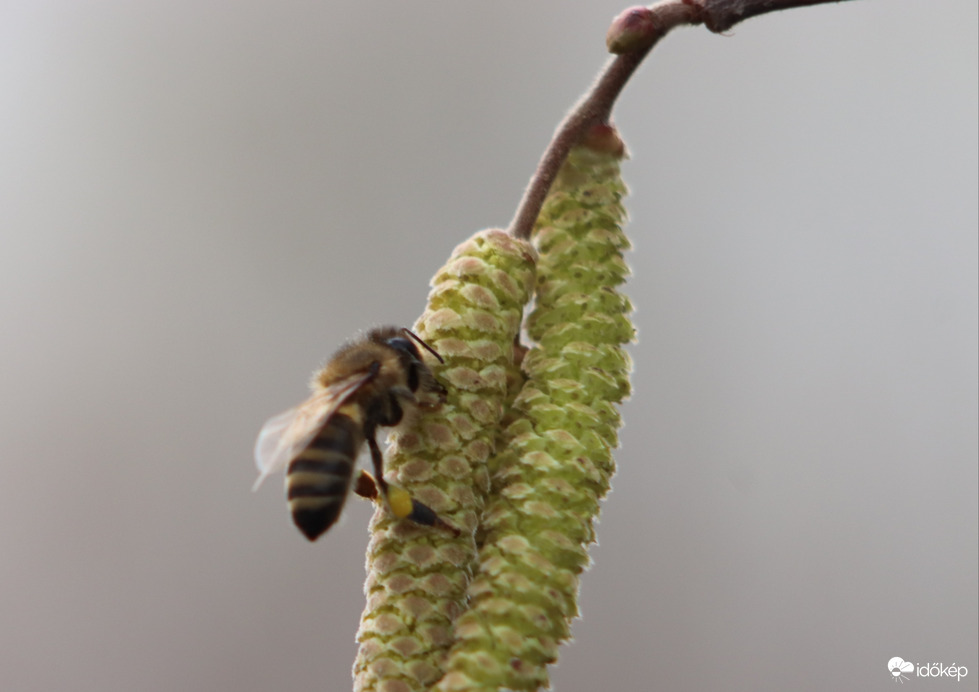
[{"left": 286, "top": 405, "right": 364, "bottom": 541}]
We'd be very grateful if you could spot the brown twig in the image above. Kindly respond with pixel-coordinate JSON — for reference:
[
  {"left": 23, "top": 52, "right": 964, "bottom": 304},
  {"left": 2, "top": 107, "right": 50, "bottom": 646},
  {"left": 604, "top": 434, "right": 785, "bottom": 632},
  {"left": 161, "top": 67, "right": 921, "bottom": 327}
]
[{"left": 506, "top": 0, "right": 857, "bottom": 240}]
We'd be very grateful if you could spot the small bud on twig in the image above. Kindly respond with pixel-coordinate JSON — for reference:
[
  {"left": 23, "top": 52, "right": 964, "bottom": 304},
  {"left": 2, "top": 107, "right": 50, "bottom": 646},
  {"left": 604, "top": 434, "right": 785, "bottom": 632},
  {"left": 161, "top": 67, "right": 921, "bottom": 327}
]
[{"left": 606, "top": 6, "right": 658, "bottom": 54}]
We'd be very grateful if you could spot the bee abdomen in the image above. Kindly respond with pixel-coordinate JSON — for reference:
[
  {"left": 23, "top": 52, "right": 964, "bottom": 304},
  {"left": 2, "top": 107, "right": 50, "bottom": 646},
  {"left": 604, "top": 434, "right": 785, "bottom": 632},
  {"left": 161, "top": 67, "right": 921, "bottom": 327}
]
[{"left": 286, "top": 413, "right": 363, "bottom": 541}]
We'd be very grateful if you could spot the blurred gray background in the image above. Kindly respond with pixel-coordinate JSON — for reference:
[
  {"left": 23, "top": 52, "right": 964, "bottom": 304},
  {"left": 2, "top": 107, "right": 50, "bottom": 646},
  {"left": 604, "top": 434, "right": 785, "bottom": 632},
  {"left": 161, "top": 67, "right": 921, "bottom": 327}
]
[{"left": 1, "top": 2, "right": 976, "bottom": 691}]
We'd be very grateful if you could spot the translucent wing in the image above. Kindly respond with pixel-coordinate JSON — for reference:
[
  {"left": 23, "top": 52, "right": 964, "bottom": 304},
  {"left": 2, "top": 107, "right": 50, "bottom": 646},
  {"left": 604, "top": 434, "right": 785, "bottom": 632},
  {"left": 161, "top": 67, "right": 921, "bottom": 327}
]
[{"left": 252, "top": 372, "right": 372, "bottom": 491}]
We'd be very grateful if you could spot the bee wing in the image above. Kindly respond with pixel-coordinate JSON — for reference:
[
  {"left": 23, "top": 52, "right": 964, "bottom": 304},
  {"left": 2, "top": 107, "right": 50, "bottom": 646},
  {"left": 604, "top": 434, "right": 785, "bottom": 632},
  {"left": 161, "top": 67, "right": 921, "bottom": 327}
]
[{"left": 252, "top": 372, "right": 372, "bottom": 491}]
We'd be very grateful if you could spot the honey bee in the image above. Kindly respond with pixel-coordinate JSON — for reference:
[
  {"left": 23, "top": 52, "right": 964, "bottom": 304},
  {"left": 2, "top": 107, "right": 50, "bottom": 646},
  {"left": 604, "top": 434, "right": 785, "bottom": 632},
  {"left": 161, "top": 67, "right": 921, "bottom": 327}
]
[{"left": 253, "top": 326, "right": 456, "bottom": 541}]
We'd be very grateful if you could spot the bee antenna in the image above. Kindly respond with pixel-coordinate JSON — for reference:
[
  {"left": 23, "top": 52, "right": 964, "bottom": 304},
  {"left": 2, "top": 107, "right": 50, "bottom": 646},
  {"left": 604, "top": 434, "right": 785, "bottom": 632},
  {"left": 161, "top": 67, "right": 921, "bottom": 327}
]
[{"left": 402, "top": 328, "right": 444, "bottom": 364}]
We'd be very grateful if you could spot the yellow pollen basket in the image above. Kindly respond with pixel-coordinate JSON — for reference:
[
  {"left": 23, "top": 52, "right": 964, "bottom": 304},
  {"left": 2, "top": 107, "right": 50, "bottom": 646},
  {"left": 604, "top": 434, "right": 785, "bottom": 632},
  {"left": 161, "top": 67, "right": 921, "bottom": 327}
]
[{"left": 385, "top": 485, "right": 414, "bottom": 519}]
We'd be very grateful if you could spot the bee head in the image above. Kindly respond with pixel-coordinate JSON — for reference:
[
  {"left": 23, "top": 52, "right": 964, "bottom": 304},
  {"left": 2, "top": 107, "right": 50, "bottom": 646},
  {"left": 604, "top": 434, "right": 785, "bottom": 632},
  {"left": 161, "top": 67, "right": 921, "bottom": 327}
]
[{"left": 368, "top": 327, "right": 444, "bottom": 394}]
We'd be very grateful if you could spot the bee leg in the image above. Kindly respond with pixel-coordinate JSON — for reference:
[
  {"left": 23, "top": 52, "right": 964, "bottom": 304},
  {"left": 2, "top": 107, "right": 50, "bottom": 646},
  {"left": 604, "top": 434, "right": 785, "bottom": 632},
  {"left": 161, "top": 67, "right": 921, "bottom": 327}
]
[
  {"left": 392, "top": 380, "right": 446, "bottom": 410},
  {"left": 353, "top": 470, "right": 379, "bottom": 501},
  {"left": 365, "top": 425, "right": 388, "bottom": 491},
  {"left": 419, "top": 380, "right": 447, "bottom": 410},
  {"left": 366, "top": 430, "right": 460, "bottom": 537}
]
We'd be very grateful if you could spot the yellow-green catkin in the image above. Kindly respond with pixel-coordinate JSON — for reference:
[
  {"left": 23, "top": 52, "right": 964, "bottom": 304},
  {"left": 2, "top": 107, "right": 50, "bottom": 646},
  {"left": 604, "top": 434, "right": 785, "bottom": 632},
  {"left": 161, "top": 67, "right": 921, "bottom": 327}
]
[
  {"left": 436, "top": 129, "right": 633, "bottom": 691},
  {"left": 354, "top": 229, "right": 537, "bottom": 692}
]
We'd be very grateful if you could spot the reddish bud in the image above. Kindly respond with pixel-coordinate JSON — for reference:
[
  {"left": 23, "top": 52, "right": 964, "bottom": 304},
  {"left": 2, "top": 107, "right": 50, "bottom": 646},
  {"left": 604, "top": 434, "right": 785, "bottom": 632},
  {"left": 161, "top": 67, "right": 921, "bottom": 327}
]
[
  {"left": 606, "top": 6, "right": 657, "bottom": 54},
  {"left": 581, "top": 122, "right": 627, "bottom": 159}
]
